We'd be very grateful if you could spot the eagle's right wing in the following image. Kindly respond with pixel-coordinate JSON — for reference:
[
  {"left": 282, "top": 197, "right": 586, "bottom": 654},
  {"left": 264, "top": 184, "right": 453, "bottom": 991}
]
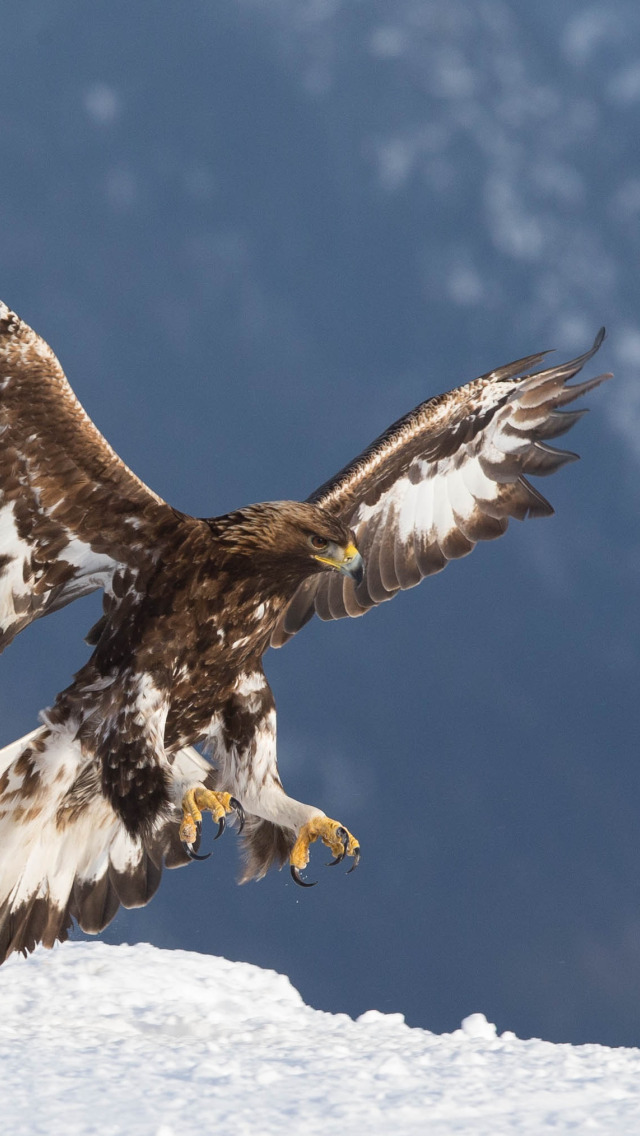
[{"left": 0, "top": 302, "right": 192, "bottom": 651}]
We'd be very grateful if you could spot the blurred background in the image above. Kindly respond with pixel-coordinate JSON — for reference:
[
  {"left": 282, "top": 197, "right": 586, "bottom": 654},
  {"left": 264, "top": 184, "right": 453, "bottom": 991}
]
[{"left": 1, "top": 0, "right": 639, "bottom": 1046}]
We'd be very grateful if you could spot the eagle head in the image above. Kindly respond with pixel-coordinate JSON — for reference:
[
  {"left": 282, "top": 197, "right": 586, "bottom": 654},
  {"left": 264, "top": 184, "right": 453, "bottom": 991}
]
[{"left": 213, "top": 501, "right": 363, "bottom": 587}]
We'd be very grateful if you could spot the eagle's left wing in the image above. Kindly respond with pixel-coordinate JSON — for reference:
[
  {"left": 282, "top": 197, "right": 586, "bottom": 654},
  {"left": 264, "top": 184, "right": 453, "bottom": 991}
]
[
  {"left": 272, "top": 330, "right": 610, "bottom": 646},
  {"left": 0, "top": 302, "right": 190, "bottom": 651}
]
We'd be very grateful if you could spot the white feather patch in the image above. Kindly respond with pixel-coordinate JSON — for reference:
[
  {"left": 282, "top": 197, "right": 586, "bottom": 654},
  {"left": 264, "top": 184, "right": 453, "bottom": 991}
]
[
  {"left": 445, "top": 466, "right": 477, "bottom": 519},
  {"left": 0, "top": 504, "right": 34, "bottom": 631},
  {"left": 460, "top": 454, "right": 501, "bottom": 501},
  {"left": 59, "top": 535, "right": 114, "bottom": 590}
]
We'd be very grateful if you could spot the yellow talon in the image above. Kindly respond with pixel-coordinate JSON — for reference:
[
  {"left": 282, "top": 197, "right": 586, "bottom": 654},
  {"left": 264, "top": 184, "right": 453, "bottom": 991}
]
[
  {"left": 290, "top": 816, "right": 360, "bottom": 873},
  {"left": 179, "top": 786, "right": 238, "bottom": 845}
]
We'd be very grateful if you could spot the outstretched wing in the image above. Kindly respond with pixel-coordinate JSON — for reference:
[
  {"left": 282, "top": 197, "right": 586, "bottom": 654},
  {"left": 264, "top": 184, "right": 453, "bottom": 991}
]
[
  {"left": 0, "top": 302, "right": 189, "bottom": 651},
  {"left": 272, "top": 330, "right": 610, "bottom": 646}
]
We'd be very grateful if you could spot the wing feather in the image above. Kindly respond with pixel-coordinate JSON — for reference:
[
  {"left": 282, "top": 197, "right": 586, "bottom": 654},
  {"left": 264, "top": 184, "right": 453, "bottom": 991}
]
[
  {"left": 0, "top": 302, "right": 191, "bottom": 650},
  {"left": 272, "top": 329, "right": 610, "bottom": 645}
]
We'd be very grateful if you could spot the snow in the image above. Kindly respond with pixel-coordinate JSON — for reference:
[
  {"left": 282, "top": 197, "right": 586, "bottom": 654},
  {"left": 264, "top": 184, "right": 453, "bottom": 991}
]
[{"left": 1, "top": 943, "right": 640, "bottom": 1135}]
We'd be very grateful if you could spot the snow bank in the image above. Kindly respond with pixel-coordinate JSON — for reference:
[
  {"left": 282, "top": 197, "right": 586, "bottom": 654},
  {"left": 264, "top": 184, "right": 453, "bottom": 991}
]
[{"left": 0, "top": 942, "right": 639, "bottom": 1135}]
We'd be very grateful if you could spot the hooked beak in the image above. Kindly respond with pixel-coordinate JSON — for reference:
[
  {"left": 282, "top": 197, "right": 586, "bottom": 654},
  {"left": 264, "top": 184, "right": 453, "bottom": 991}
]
[{"left": 313, "top": 541, "right": 365, "bottom": 587}]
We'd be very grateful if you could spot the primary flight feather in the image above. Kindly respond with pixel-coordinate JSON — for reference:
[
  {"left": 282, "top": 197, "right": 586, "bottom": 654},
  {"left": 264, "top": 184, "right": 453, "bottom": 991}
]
[{"left": 0, "top": 302, "right": 609, "bottom": 961}]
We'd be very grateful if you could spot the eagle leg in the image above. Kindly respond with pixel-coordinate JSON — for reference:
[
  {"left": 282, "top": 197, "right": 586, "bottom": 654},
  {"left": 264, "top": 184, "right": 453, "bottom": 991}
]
[
  {"left": 289, "top": 818, "right": 360, "bottom": 887},
  {"left": 179, "top": 787, "right": 245, "bottom": 859}
]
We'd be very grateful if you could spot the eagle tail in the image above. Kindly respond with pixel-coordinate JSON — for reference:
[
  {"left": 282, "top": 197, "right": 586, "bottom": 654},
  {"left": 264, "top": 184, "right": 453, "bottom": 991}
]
[
  {"left": 238, "top": 814, "right": 296, "bottom": 882},
  {"left": 0, "top": 725, "right": 200, "bottom": 965}
]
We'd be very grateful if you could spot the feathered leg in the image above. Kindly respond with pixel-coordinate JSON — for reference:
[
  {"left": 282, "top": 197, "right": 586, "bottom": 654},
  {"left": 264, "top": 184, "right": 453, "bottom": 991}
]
[{"left": 203, "top": 670, "right": 360, "bottom": 884}]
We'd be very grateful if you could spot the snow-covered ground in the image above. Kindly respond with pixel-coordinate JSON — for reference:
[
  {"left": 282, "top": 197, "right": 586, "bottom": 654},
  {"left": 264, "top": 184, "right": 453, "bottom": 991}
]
[{"left": 1, "top": 943, "right": 639, "bottom": 1135}]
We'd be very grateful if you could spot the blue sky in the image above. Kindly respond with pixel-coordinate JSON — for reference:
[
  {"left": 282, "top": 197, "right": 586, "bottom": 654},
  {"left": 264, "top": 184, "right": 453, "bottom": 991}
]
[{"left": 1, "top": 0, "right": 639, "bottom": 1046}]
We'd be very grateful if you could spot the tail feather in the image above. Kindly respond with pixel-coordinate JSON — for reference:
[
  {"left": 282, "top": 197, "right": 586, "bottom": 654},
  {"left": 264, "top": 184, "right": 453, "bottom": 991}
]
[
  {"left": 0, "top": 888, "right": 76, "bottom": 961},
  {"left": 238, "top": 815, "right": 296, "bottom": 883},
  {"left": 108, "top": 833, "right": 163, "bottom": 910},
  {"left": 72, "top": 871, "right": 121, "bottom": 937},
  {"left": 0, "top": 726, "right": 215, "bottom": 963}
]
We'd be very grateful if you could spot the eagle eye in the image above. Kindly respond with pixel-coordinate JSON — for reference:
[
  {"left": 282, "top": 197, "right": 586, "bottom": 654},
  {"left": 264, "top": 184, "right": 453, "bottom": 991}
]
[{"left": 309, "top": 534, "right": 329, "bottom": 551}]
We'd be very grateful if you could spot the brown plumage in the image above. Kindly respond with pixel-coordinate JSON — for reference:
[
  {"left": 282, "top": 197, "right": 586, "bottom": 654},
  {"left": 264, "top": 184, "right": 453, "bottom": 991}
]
[{"left": 0, "top": 301, "right": 610, "bottom": 963}]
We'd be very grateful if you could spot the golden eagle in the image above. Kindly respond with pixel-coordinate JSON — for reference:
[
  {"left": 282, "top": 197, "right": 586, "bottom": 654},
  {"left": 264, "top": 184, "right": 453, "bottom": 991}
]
[{"left": 0, "top": 302, "right": 609, "bottom": 961}]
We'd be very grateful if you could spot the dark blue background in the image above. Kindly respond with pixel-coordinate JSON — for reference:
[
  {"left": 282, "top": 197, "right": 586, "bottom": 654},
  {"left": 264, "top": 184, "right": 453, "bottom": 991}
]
[{"left": 1, "top": 1, "right": 639, "bottom": 1046}]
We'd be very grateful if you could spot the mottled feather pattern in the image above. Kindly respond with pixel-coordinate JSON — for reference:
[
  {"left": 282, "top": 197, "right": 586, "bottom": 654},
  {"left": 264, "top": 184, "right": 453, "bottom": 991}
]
[
  {"left": 271, "top": 329, "right": 609, "bottom": 643},
  {"left": 0, "top": 726, "right": 214, "bottom": 961},
  {"left": 0, "top": 302, "right": 609, "bottom": 960},
  {"left": 0, "top": 301, "right": 186, "bottom": 651}
]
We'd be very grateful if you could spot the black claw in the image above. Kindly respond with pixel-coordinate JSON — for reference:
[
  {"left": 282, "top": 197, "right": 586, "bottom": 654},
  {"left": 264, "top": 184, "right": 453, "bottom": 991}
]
[
  {"left": 290, "top": 865, "right": 317, "bottom": 888},
  {"left": 181, "top": 840, "right": 212, "bottom": 862},
  {"left": 327, "top": 827, "right": 350, "bottom": 866},
  {"left": 193, "top": 819, "right": 203, "bottom": 854},
  {"left": 181, "top": 817, "right": 211, "bottom": 860},
  {"left": 347, "top": 847, "right": 361, "bottom": 874},
  {"left": 230, "top": 797, "right": 245, "bottom": 834},
  {"left": 214, "top": 815, "right": 226, "bottom": 840}
]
